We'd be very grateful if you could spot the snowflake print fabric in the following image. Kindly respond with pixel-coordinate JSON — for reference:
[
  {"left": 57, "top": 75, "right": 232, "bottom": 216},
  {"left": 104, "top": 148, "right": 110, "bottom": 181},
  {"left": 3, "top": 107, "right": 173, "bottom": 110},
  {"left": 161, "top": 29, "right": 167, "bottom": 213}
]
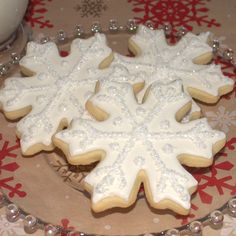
[
  {"left": 112, "top": 25, "right": 234, "bottom": 116},
  {"left": 128, "top": 0, "right": 220, "bottom": 42},
  {"left": 25, "top": 0, "right": 53, "bottom": 29},
  {"left": 0, "top": 34, "right": 112, "bottom": 155},
  {"left": 54, "top": 79, "right": 225, "bottom": 214},
  {"left": 177, "top": 137, "right": 236, "bottom": 224},
  {"left": 205, "top": 106, "right": 236, "bottom": 133},
  {"left": 75, "top": 0, "right": 107, "bottom": 17},
  {"left": 0, "top": 133, "right": 26, "bottom": 198}
]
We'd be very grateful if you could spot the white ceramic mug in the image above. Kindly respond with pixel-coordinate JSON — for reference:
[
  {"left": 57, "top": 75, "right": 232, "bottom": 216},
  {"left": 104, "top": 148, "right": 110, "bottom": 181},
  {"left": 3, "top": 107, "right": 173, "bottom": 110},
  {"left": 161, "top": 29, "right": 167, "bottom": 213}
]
[{"left": 0, "top": 0, "right": 29, "bottom": 45}]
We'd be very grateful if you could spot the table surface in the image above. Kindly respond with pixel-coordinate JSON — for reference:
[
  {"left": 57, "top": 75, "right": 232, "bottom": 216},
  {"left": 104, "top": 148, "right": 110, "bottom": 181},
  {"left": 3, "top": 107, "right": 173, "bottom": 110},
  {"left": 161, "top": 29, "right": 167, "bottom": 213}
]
[{"left": 0, "top": 0, "right": 236, "bottom": 236}]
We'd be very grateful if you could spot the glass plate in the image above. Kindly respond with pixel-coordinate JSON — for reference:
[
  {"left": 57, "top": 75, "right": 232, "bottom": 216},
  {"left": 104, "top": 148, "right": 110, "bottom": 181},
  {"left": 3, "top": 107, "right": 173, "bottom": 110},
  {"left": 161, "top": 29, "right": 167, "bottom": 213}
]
[{"left": 0, "top": 32, "right": 235, "bottom": 235}]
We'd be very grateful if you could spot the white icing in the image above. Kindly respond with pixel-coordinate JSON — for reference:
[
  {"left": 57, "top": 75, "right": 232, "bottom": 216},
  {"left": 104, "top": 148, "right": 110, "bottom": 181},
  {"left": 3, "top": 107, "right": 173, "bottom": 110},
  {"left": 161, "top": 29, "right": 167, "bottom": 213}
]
[
  {"left": 111, "top": 25, "right": 233, "bottom": 114},
  {"left": 55, "top": 80, "right": 225, "bottom": 210},
  {"left": 0, "top": 34, "right": 112, "bottom": 153}
]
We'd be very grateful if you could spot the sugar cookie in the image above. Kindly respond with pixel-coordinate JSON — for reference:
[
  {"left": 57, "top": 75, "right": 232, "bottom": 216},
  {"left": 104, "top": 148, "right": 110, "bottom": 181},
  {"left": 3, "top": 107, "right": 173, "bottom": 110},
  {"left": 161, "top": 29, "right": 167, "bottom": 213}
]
[
  {"left": 112, "top": 25, "right": 234, "bottom": 119},
  {"left": 54, "top": 79, "right": 225, "bottom": 215},
  {"left": 0, "top": 34, "right": 113, "bottom": 155}
]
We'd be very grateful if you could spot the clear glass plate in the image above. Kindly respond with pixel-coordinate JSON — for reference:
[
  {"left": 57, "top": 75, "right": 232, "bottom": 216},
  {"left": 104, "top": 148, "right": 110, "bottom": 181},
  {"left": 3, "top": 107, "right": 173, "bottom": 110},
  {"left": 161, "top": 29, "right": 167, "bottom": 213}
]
[{"left": 0, "top": 31, "right": 235, "bottom": 235}]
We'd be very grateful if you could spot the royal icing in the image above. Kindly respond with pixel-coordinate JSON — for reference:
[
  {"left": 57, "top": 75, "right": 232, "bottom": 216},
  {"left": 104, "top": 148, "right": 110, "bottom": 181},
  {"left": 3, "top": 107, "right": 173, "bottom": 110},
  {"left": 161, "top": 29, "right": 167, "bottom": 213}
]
[
  {"left": 111, "top": 25, "right": 233, "bottom": 115},
  {"left": 55, "top": 79, "right": 225, "bottom": 211},
  {"left": 0, "top": 34, "right": 112, "bottom": 153}
]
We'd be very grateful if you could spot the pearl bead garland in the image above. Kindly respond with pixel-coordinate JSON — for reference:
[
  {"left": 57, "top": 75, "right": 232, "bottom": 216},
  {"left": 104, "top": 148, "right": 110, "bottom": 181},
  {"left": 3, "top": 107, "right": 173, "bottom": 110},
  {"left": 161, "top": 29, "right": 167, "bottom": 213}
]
[
  {"left": 24, "top": 215, "right": 38, "bottom": 234},
  {"left": 163, "top": 23, "right": 172, "bottom": 36},
  {"left": 74, "top": 25, "right": 84, "bottom": 38},
  {"left": 1, "top": 20, "right": 235, "bottom": 78},
  {"left": 223, "top": 48, "right": 234, "bottom": 61},
  {"left": 165, "top": 228, "right": 179, "bottom": 236},
  {"left": 91, "top": 22, "right": 102, "bottom": 33},
  {"left": 210, "top": 210, "right": 224, "bottom": 228},
  {"left": 0, "top": 192, "right": 235, "bottom": 236},
  {"left": 189, "top": 221, "right": 202, "bottom": 235},
  {"left": 44, "top": 224, "right": 59, "bottom": 236},
  {"left": 5, "top": 203, "right": 20, "bottom": 222},
  {"left": 126, "top": 19, "right": 138, "bottom": 33},
  {"left": 145, "top": 21, "right": 155, "bottom": 30},
  {"left": 228, "top": 198, "right": 236, "bottom": 217},
  {"left": 212, "top": 39, "right": 220, "bottom": 53},
  {"left": 177, "top": 26, "right": 187, "bottom": 38},
  {"left": 109, "top": 19, "right": 119, "bottom": 33}
]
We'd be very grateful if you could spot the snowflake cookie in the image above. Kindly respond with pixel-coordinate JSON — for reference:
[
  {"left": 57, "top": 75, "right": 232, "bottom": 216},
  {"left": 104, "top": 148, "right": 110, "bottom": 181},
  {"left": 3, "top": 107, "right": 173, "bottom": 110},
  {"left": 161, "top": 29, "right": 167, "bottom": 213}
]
[
  {"left": 54, "top": 79, "right": 226, "bottom": 214},
  {"left": 112, "top": 25, "right": 234, "bottom": 118},
  {"left": 0, "top": 33, "right": 113, "bottom": 155}
]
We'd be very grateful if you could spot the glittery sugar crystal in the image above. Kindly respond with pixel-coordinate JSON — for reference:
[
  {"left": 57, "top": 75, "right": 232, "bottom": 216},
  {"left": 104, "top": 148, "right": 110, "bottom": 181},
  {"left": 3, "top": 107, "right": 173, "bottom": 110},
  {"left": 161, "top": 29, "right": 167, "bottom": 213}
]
[
  {"left": 55, "top": 79, "right": 225, "bottom": 213},
  {"left": 0, "top": 34, "right": 112, "bottom": 154}
]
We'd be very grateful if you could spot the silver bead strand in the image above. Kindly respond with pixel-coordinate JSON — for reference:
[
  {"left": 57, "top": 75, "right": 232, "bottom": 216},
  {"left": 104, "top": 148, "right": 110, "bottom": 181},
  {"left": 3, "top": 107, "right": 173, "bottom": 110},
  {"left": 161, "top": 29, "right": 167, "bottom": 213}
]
[
  {"left": 165, "top": 228, "right": 179, "bottom": 236},
  {"left": 189, "top": 221, "right": 203, "bottom": 236},
  {"left": 163, "top": 23, "right": 172, "bottom": 36},
  {"left": 11, "top": 52, "right": 21, "bottom": 65},
  {"left": 74, "top": 25, "right": 85, "bottom": 38},
  {"left": 228, "top": 197, "right": 236, "bottom": 217},
  {"left": 24, "top": 215, "right": 38, "bottom": 234},
  {"left": 57, "top": 29, "right": 67, "bottom": 43},
  {"left": 5, "top": 203, "right": 20, "bottom": 222},
  {"left": 44, "top": 224, "right": 60, "bottom": 236},
  {"left": 126, "top": 19, "right": 138, "bottom": 33},
  {"left": 91, "top": 22, "right": 102, "bottom": 33},
  {"left": 145, "top": 21, "right": 155, "bottom": 30},
  {"left": 0, "top": 64, "right": 9, "bottom": 76},
  {"left": 40, "top": 36, "right": 51, "bottom": 44},
  {"left": 223, "top": 48, "right": 234, "bottom": 61},
  {"left": 109, "top": 19, "right": 119, "bottom": 33},
  {"left": 212, "top": 39, "right": 220, "bottom": 54},
  {"left": 177, "top": 26, "right": 187, "bottom": 38},
  {"left": 209, "top": 210, "right": 224, "bottom": 229}
]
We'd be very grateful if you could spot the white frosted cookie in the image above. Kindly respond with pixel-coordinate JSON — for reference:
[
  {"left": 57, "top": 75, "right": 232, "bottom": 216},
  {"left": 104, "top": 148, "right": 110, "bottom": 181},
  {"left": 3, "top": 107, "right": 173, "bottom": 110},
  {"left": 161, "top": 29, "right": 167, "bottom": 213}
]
[
  {"left": 54, "top": 79, "right": 225, "bottom": 215},
  {"left": 112, "top": 25, "right": 234, "bottom": 119},
  {"left": 0, "top": 34, "right": 113, "bottom": 155}
]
